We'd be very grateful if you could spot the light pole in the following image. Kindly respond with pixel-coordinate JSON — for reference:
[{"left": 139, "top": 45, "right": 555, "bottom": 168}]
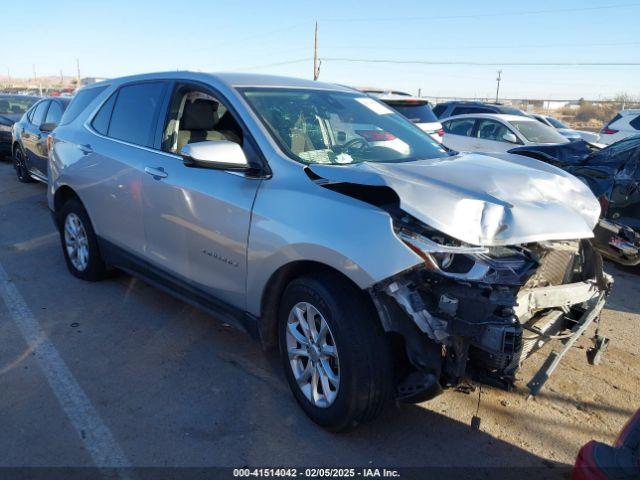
[{"left": 495, "top": 70, "right": 502, "bottom": 103}]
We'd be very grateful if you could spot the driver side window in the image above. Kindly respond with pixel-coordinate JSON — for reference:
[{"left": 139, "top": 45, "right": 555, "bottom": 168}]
[
  {"left": 162, "top": 85, "right": 243, "bottom": 154},
  {"left": 476, "top": 119, "right": 511, "bottom": 142}
]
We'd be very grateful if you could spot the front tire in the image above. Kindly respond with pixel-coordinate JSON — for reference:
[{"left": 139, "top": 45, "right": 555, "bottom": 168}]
[
  {"left": 58, "top": 199, "right": 107, "bottom": 281},
  {"left": 278, "top": 273, "right": 393, "bottom": 431},
  {"left": 13, "top": 146, "right": 35, "bottom": 183}
]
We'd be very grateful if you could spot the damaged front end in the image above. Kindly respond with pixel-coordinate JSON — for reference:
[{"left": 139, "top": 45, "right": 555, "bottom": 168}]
[{"left": 369, "top": 211, "right": 613, "bottom": 402}]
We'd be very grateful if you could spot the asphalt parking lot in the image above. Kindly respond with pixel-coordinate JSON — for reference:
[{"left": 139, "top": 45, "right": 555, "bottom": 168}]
[{"left": 0, "top": 160, "right": 638, "bottom": 477}]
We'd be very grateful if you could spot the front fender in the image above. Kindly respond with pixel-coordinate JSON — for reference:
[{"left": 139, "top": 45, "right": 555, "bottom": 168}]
[{"left": 245, "top": 167, "right": 421, "bottom": 316}]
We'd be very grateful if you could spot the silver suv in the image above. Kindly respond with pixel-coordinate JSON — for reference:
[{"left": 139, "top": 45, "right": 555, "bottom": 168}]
[{"left": 48, "top": 72, "right": 611, "bottom": 431}]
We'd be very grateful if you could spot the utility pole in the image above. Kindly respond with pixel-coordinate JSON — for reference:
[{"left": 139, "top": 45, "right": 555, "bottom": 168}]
[
  {"left": 32, "top": 64, "right": 37, "bottom": 83},
  {"left": 313, "top": 22, "right": 319, "bottom": 80},
  {"left": 6, "top": 68, "right": 10, "bottom": 88},
  {"left": 495, "top": 70, "right": 502, "bottom": 103},
  {"left": 76, "top": 58, "right": 81, "bottom": 88},
  {"left": 60, "top": 69, "right": 64, "bottom": 86}
]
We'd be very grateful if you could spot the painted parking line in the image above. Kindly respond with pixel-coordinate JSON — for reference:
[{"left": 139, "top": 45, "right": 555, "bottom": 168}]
[
  {"left": 0, "top": 262, "right": 131, "bottom": 472},
  {"left": 3, "top": 232, "right": 58, "bottom": 252}
]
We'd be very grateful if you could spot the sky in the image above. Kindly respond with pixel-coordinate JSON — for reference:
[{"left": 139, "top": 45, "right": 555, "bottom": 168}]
[{"left": 2, "top": 0, "right": 639, "bottom": 100}]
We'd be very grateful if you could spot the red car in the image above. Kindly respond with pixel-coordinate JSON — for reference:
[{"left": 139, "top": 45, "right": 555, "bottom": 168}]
[{"left": 573, "top": 409, "right": 640, "bottom": 479}]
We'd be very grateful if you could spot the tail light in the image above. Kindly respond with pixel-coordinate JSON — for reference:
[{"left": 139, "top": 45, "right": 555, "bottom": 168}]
[
  {"left": 601, "top": 128, "right": 618, "bottom": 135},
  {"left": 437, "top": 128, "right": 444, "bottom": 137},
  {"left": 355, "top": 130, "right": 396, "bottom": 142}
]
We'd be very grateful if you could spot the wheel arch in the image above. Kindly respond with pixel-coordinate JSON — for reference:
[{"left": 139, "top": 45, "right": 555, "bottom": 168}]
[
  {"left": 257, "top": 260, "right": 377, "bottom": 350},
  {"left": 52, "top": 185, "right": 84, "bottom": 221}
]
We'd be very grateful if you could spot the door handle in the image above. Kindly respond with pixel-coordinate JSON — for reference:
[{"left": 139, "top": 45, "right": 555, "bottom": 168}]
[
  {"left": 79, "top": 144, "right": 93, "bottom": 155},
  {"left": 144, "top": 166, "right": 168, "bottom": 179}
]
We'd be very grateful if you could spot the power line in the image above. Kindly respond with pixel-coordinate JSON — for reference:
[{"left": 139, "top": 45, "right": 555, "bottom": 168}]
[
  {"left": 320, "top": 2, "right": 640, "bottom": 22},
  {"left": 322, "top": 58, "right": 640, "bottom": 67},
  {"left": 316, "top": 41, "right": 640, "bottom": 52}
]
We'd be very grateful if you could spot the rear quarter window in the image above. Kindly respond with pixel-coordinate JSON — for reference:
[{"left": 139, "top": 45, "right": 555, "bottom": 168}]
[
  {"left": 432, "top": 104, "right": 446, "bottom": 118},
  {"left": 59, "top": 85, "right": 109, "bottom": 126}
]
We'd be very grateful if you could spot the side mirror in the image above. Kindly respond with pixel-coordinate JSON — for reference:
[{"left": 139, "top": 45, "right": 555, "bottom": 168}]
[
  {"left": 180, "top": 140, "right": 249, "bottom": 171},
  {"left": 502, "top": 132, "right": 518, "bottom": 144},
  {"left": 40, "top": 122, "right": 57, "bottom": 133}
]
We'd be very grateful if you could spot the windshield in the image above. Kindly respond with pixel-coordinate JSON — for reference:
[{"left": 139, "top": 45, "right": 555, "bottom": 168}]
[
  {"left": 240, "top": 88, "right": 448, "bottom": 165},
  {"left": 546, "top": 116, "right": 568, "bottom": 129},
  {"left": 509, "top": 120, "right": 567, "bottom": 144},
  {"left": 0, "top": 95, "right": 39, "bottom": 115},
  {"left": 383, "top": 101, "right": 439, "bottom": 123}
]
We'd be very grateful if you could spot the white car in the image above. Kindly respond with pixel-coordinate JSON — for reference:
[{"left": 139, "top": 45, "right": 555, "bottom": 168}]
[
  {"left": 361, "top": 90, "right": 444, "bottom": 143},
  {"left": 441, "top": 113, "right": 569, "bottom": 154},
  {"left": 600, "top": 109, "right": 640, "bottom": 145},
  {"left": 532, "top": 114, "right": 600, "bottom": 143}
]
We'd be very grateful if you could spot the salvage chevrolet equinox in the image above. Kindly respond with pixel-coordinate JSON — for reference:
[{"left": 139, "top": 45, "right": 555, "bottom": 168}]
[{"left": 48, "top": 72, "right": 612, "bottom": 431}]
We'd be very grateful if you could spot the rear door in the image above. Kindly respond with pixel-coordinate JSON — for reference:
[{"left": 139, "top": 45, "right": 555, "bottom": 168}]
[
  {"left": 140, "top": 82, "right": 262, "bottom": 310},
  {"left": 22, "top": 100, "right": 49, "bottom": 177},
  {"left": 441, "top": 117, "right": 477, "bottom": 151},
  {"left": 82, "top": 81, "right": 168, "bottom": 257}
]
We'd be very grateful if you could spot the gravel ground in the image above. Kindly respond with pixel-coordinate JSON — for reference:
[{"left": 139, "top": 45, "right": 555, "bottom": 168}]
[{"left": 0, "top": 160, "right": 638, "bottom": 478}]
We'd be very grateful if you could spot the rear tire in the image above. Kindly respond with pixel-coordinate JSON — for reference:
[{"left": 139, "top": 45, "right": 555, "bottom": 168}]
[
  {"left": 58, "top": 199, "right": 107, "bottom": 281},
  {"left": 278, "top": 273, "right": 393, "bottom": 432},
  {"left": 13, "top": 146, "right": 35, "bottom": 183}
]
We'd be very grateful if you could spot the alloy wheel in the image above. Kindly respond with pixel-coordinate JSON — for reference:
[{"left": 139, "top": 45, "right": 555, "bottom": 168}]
[
  {"left": 14, "top": 149, "right": 28, "bottom": 181},
  {"left": 64, "top": 213, "right": 90, "bottom": 271},
  {"left": 286, "top": 301, "right": 340, "bottom": 408}
]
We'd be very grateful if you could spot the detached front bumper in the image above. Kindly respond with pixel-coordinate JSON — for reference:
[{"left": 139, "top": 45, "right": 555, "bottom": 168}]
[{"left": 370, "top": 239, "right": 612, "bottom": 400}]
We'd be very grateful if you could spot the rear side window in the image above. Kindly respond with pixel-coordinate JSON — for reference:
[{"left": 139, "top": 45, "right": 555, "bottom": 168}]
[
  {"left": 60, "top": 86, "right": 108, "bottom": 126},
  {"left": 630, "top": 115, "right": 640, "bottom": 130},
  {"left": 107, "top": 82, "right": 166, "bottom": 147},
  {"left": 30, "top": 101, "right": 49, "bottom": 127},
  {"left": 443, "top": 118, "right": 475, "bottom": 136}
]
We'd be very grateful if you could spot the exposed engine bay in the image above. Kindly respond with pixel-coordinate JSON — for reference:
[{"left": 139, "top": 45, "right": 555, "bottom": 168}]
[{"left": 369, "top": 210, "right": 613, "bottom": 401}]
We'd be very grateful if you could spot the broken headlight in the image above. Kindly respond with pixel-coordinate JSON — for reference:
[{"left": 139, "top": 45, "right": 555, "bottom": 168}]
[{"left": 396, "top": 224, "right": 533, "bottom": 285}]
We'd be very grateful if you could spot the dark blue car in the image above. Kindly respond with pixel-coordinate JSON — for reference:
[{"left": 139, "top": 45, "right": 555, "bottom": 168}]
[
  {"left": 11, "top": 96, "right": 70, "bottom": 183},
  {"left": 0, "top": 94, "right": 41, "bottom": 159}
]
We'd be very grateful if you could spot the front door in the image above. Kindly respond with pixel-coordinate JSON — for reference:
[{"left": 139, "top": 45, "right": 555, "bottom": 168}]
[{"left": 141, "top": 84, "right": 262, "bottom": 310}]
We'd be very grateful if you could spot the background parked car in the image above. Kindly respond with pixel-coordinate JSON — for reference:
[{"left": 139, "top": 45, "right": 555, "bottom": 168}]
[
  {"left": 600, "top": 109, "right": 640, "bottom": 145},
  {"left": 510, "top": 135, "right": 640, "bottom": 266},
  {"left": 432, "top": 100, "right": 529, "bottom": 119},
  {"left": 441, "top": 113, "right": 569, "bottom": 153},
  {"left": 360, "top": 89, "right": 444, "bottom": 143},
  {"left": 573, "top": 408, "right": 640, "bottom": 479},
  {"left": 532, "top": 113, "right": 600, "bottom": 143},
  {"left": 0, "top": 94, "right": 41, "bottom": 159},
  {"left": 12, "top": 97, "right": 70, "bottom": 183}
]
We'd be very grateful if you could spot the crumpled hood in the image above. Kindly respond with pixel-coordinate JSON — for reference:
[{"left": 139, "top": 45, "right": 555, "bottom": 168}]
[{"left": 308, "top": 152, "right": 601, "bottom": 246}]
